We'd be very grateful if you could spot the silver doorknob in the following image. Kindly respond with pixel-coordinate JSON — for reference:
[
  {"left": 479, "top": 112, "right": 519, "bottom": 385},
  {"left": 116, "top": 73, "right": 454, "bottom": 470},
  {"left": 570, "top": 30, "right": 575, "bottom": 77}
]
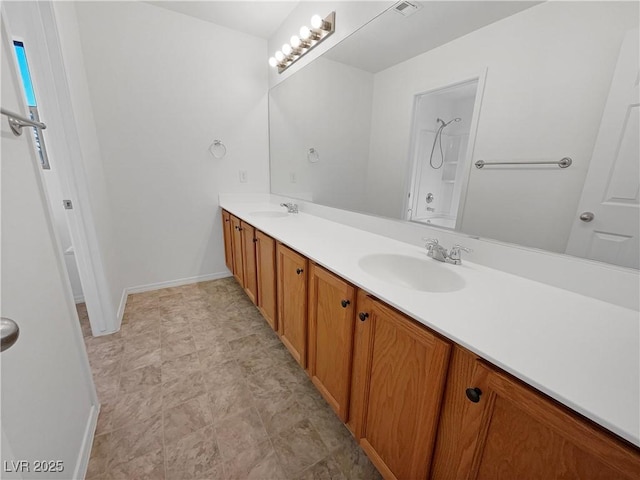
[
  {"left": 579, "top": 212, "right": 595, "bottom": 222},
  {"left": 1, "top": 317, "right": 20, "bottom": 352}
]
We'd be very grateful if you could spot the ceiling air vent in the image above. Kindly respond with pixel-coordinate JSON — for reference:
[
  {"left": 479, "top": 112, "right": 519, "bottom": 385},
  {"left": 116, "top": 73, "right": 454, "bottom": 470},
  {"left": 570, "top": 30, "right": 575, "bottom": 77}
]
[{"left": 392, "top": 1, "right": 422, "bottom": 17}]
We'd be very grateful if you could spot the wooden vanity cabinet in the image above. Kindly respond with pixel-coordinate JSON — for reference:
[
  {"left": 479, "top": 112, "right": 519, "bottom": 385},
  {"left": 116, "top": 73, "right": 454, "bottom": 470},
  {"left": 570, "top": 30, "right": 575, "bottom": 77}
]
[
  {"left": 255, "top": 230, "right": 277, "bottom": 331},
  {"left": 432, "top": 347, "right": 640, "bottom": 480},
  {"left": 276, "top": 243, "right": 308, "bottom": 368},
  {"left": 221, "top": 210, "right": 234, "bottom": 272},
  {"left": 308, "top": 263, "right": 356, "bottom": 422},
  {"left": 229, "top": 214, "right": 244, "bottom": 285},
  {"left": 350, "top": 291, "right": 451, "bottom": 480},
  {"left": 240, "top": 221, "right": 258, "bottom": 305}
]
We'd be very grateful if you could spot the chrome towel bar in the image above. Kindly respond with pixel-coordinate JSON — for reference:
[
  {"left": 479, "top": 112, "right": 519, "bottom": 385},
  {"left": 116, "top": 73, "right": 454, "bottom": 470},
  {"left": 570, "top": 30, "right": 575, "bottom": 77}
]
[
  {"left": 475, "top": 157, "right": 572, "bottom": 169},
  {"left": 1, "top": 107, "right": 47, "bottom": 136}
]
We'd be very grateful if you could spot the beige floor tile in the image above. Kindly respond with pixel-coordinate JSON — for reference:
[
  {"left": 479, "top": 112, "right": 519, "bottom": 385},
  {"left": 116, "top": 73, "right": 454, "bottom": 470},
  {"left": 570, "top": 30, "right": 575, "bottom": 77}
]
[
  {"left": 96, "top": 402, "right": 116, "bottom": 435},
  {"left": 200, "top": 359, "right": 244, "bottom": 390},
  {"left": 163, "top": 395, "right": 213, "bottom": 445},
  {"left": 105, "top": 447, "right": 164, "bottom": 480},
  {"left": 112, "top": 385, "right": 163, "bottom": 430},
  {"left": 254, "top": 390, "right": 308, "bottom": 437},
  {"left": 86, "top": 433, "right": 110, "bottom": 479},
  {"left": 208, "top": 381, "right": 255, "bottom": 422},
  {"left": 331, "top": 441, "right": 382, "bottom": 480},
  {"left": 119, "top": 364, "right": 161, "bottom": 395},
  {"left": 161, "top": 331, "right": 197, "bottom": 360},
  {"left": 223, "top": 439, "right": 286, "bottom": 480},
  {"left": 162, "top": 370, "right": 207, "bottom": 409},
  {"left": 162, "top": 351, "right": 201, "bottom": 383},
  {"left": 294, "top": 456, "right": 347, "bottom": 480},
  {"left": 214, "top": 408, "right": 269, "bottom": 461},
  {"left": 192, "top": 326, "right": 230, "bottom": 353},
  {"left": 108, "top": 414, "right": 163, "bottom": 466},
  {"left": 272, "top": 419, "right": 329, "bottom": 477},
  {"left": 164, "top": 425, "right": 222, "bottom": 480}
]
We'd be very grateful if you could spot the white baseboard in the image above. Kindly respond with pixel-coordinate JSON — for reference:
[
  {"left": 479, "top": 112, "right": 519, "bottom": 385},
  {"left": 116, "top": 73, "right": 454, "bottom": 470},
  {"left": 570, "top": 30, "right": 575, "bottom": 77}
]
[
  {"left": 127, "top": 271, "right": 232, "bottom": 295},
  {"left": 116, "top": 288, "right": 128, "bottom": 331},
  {"left": 73, "top": 402, "right": 99, "bottom": 480},
  {"left": 74, "top": 294, "right": 85, "bottom": 304},
  {"left": 117, "top": 271, "right": 232, "bottom": 325}
]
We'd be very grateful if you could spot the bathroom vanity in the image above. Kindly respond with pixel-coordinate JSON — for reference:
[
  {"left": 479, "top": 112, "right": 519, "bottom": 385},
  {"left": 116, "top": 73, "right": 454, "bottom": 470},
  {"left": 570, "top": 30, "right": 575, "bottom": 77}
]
[{"left": 219, "top": 200, "right": 639, "bottom": 479}]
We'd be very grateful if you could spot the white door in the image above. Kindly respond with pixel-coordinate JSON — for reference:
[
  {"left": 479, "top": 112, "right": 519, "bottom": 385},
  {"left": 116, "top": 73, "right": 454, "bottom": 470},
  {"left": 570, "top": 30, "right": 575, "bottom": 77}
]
[
  {"left": 566, "top": 29, "right": 640, "bottom": 269},
  {"left": 1, "top": 13, "right": 98, "bottom": 480}
]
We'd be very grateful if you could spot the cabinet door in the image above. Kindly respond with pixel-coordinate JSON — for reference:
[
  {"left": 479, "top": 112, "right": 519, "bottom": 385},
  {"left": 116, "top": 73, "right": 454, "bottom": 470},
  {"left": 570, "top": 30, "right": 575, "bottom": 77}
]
[
  {"left": 351, "top": 291, "right": 451, "bottom": 480},
  {"left": 221, "top": 210, "right": 233, "bottom": 272},
  {"left": 256, "top": 230, "right": 277, "bottom": 331},
  {"left": 308, "top": 263, "right": 356, "bottom": 422},
  {"left": 240, "top": 221, "right": 258, "bottom": 304},
  {"left": 455, "top": 362, "right": 640, "bottom": 480},
  {"left": 276, "top": 243, "right": 308, "bottom": 368},
  {"left": 230, "top": 215, "right": 244, "bottom": 285}
]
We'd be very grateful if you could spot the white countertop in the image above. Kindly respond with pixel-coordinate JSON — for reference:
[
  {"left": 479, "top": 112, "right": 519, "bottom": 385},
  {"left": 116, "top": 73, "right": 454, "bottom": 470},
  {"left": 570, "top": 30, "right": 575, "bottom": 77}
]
[{"left": 220, "top": 199, "right": 640, "bottom": 447}]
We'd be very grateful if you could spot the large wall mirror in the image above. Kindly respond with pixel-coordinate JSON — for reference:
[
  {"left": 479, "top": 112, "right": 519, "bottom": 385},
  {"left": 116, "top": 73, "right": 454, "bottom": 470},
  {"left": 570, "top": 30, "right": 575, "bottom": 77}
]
[{"left": 269, "top": 1, "right": 639, "bottom": 269}]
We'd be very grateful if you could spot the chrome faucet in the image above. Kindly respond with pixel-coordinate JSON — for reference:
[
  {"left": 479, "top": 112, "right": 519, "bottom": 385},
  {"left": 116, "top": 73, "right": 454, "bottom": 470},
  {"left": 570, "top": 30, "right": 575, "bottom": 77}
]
[
  {"left": 280, "top": 202, "right": 298, "bottom": 214},
  {"left": 423, "top": 238, "right": 472, "bottom": 265}
]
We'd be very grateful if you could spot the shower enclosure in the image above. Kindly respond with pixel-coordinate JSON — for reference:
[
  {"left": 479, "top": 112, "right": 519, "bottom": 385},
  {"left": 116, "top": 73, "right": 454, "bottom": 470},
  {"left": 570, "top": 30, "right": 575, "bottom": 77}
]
[{"left": 406, "top": 79, "right": 480, "bottom": 229}]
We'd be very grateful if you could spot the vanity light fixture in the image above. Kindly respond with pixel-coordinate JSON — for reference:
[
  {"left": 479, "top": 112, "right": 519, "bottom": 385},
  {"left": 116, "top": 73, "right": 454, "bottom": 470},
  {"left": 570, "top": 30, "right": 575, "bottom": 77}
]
[{"left": 268, "top": 12, "right": 335, "bottom": 74}]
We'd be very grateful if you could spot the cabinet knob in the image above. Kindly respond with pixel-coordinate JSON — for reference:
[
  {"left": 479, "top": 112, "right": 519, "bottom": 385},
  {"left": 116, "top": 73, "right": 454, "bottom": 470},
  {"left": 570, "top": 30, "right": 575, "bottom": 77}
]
[
  {"left": 253, "top": 238, "right": 258, "bottom": 243},
  {"left": 225, "top": 219, "right": 229, "bottom": 222},
  {"left": 238, "top": 227, "right": 243, "bottom": 231},
  {"left": 465, "top": 387, "right": 482, "bottom": 403},
  {"left": 358, "top": 312, "right": 369, "bottom": 322},
  {"left": 296, "top": 268, "right": 304, "bottom": 275},
  {"left": 234, "top": 225, "right": 238, "bottom": 230},
  {"left": 341, "top": 299, "right": 351, "bottom": 308}
]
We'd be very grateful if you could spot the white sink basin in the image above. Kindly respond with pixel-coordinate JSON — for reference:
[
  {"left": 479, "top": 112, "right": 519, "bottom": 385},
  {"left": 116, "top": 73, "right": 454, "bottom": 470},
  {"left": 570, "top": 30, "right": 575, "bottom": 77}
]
[
  {"left": 358, "top": 253, "right": 466, "bottom": 293},
  {"left": 249, "top": 211, "right": 289, "bottom": 218}
]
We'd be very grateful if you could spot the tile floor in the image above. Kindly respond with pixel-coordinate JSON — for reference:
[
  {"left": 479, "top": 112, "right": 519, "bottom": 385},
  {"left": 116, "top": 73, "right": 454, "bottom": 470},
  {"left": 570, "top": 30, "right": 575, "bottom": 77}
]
[{"left": 80, "top": 277, "right": 382, "bottom": 480}]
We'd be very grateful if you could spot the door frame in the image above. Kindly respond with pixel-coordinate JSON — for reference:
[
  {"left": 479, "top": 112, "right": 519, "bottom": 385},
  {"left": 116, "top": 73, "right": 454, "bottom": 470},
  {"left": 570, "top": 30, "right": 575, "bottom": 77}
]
[
  {"left": 403, "top": 68, "right": 487, "bottom": 228},
  {"left": 4, "top": 0, "right": 117, "bottom": 335}
]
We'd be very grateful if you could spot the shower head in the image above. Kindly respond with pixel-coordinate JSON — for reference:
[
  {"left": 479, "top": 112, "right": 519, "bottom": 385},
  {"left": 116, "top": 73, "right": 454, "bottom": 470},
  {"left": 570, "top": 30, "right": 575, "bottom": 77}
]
[{"left": 437, "top": 117, "right": 462, "bottom": 128}]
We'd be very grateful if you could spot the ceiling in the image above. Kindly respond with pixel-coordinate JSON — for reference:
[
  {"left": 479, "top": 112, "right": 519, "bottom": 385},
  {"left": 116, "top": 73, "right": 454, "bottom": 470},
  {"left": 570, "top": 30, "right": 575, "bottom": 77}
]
[
  {"left": 325, "top": 1, "right": 541, "bottom": 73},
  {"left": 146, "top": 1, "right": 299, "bottom": 39}
]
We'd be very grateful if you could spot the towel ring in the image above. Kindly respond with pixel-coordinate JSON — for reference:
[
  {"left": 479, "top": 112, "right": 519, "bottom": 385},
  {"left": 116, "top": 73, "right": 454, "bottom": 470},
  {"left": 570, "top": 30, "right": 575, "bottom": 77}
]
[{"left": 209, "top": 140, "right": 227, "bottom": 159}]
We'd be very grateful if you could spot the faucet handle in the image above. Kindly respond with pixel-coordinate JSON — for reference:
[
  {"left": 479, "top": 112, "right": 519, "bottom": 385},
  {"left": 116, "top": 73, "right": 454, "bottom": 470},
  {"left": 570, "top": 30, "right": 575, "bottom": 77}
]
[
  {"left": 422, "top": 237, "right": 439, "bottom": 245},
  {"left": 449, "top": 244, "right": 472, "bottom": 259}
]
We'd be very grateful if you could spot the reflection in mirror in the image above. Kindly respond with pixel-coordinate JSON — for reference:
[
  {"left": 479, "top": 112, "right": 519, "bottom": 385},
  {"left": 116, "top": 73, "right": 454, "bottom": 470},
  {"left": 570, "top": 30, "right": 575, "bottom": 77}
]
[{"left": 269, "top": 1, "right": 639, "bottom": 269}]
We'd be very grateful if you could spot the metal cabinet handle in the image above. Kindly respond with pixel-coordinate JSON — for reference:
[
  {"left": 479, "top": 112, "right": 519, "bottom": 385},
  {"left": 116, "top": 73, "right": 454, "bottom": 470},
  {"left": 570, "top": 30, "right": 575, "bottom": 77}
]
[
  {"left": 341, "top": 299, "right": 351, "bottom": 308},
  {"left": 359, "top": 312, "right": 369, "bottom": 322},
  {"left": 296, "top": 268, "right": 304, "bottom": 275},
  {"left": 1, "top": 317, "right": 20, "bottom": 352},
  {"left": 465, "top": 387, "right": 482, "bottom": 403}
]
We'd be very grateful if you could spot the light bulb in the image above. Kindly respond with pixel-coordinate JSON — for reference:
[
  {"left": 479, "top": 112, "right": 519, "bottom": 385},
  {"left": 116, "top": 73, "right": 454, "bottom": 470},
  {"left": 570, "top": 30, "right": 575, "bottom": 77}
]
[
  {"left": 282, "top": 43, "right": 292, "bottom": 56},
  {"left": 275, "top": 51, "right": 285, "bottom": 62},
  {"left": 290, "top": 35, "right": 301, "bottom": 48},
  {"left": 311, "top": 15, "right": 323, "bottom": 29},
  {"left": 268, "top": 57, "right": 278, "bottom": 67},
  {"left": 299, "top": 25, "right": 311, "bottom": 40}
]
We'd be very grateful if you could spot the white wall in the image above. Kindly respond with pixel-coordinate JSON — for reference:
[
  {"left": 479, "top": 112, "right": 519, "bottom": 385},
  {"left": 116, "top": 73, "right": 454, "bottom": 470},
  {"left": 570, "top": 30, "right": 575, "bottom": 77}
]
[
  {"left": 73, "top": 1, "right": 270, "bottom": 291},
  {"left": 268, "top": 1, "right": 393, "bottom": 88},
  {"left": 366, "top": 1, "right": 639, "bottom": 253},
  {"left": 270, "top": 56, "right": 374, "bottom": 211}
]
